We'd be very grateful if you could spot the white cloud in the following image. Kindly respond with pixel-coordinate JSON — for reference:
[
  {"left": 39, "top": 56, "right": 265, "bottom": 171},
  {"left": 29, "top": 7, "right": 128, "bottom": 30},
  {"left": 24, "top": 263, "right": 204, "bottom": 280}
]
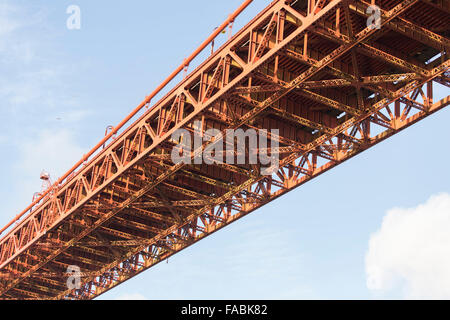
[
  {"left": 0, "top": 1, "right": 21, "bottom": 37},
  {"left": 14, "top": 129, "right": 85, "bottom": 200},
  {"left": 114, "top": 293, "right": 147, "bottom": 300},
  {"left": 16, "top": 128, "right": 85, "bottom": 178},
  {"left": 365, "top": 193, "right": 450, "bottom": 299},
  {"left": 0, "top": 1, "right": 82, "bottom": 113},
  {"left": 1, "top": 68, "right": 60, "bottom": 108},
  {"left": 53, "top": 109, "right": 92, "bottom": 123}
]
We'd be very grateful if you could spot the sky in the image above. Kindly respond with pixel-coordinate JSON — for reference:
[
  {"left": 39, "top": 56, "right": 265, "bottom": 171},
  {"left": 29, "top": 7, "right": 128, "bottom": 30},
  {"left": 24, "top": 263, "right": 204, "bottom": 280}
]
[{"left": 0, "top": 0, "right": 449, "bottom": 300}]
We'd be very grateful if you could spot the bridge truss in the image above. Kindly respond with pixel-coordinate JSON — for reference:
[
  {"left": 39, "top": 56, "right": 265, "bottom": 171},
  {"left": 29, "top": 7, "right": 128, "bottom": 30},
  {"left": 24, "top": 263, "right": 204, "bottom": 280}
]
[{"left": 0, "top": 0, "right": 449, "bottom": 299}]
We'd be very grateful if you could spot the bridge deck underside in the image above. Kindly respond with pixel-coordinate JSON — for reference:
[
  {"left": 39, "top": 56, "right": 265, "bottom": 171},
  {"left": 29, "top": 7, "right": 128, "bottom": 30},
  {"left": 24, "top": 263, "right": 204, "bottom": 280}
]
[{"left": 0, "top": 0, "right": 449, "bottom": 299}]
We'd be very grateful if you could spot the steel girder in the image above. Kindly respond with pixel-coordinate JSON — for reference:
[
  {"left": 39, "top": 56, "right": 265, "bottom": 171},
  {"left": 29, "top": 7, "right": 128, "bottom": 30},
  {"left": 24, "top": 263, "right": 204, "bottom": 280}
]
[{"left": 0, "top": 0, "right": 449, "bottom": 299}]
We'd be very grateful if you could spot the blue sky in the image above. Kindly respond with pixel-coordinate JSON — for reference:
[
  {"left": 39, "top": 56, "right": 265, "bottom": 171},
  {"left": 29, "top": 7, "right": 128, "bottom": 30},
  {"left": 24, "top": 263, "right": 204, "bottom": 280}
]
[{"left": 0, "top": 0, "right": 449, "bottom": 300}]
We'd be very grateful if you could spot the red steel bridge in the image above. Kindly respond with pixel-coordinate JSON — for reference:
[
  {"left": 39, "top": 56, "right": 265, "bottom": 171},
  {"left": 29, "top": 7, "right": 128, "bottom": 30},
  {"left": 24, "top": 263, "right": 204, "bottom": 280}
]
[{"left": 0, "top": 0, "right": 449, "bottom": 299}]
